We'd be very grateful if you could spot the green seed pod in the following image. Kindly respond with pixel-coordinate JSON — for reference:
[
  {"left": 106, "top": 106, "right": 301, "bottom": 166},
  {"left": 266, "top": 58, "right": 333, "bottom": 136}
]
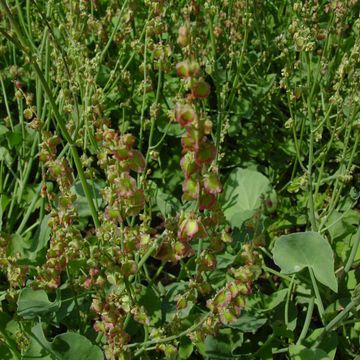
[
  {"left": 176, "top": 61, "right": 190, "bottom": 77},
  {"left": 188, "top": 61, "right": 200, "bottom": 77},
  {"left": 191, "top": 78, "right": 211, "bottom": 99},
  {"left": 23, "top": 108, "right": 33, "bottom": 120}
]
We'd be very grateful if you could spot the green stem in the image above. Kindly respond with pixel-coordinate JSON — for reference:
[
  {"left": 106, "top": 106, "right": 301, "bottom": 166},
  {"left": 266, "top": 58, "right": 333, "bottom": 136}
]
[
  {"left": 305, "top": 53, "right": 317, "bottom": 231},
  {"left": 16, "top": 184, "right": 41, "bottom": 234},
  {"left": 144, "top": 65, "right": 162, "bottom": 167},
  {"left": 313, "top": 296, "right": 360, "bottom": 348},
  {"left": 285, "top": 275, "right": 295, "bottom": 327},
  {"left": 195, "top": 238, "right": 203, "bottom": 276},
  {"left": 138, "top": 31, "right": 148, "bottom": 152},
  {"left": 344, "top": 227, "right": 360, "bottom": 273},
  {"left": 136, "top": 236, "right": 162, "bottom": 271},
  {"left": 296, "top": 296, "right": 314, "bottom": 344},
  {"left": 309, "top": 267, "right": 325, "bottom": 324},
  {"left": 0, "top": 76, "right": 14, "bottom": 130},
  {"left": 98, "top": 0, "right": 129, "bottom": 63},
  {"left": 0, "top": 1, "right": 100, "bottom": 229},
  {"left": 128, "top": 314, "right": 208, "bottom": 355}
]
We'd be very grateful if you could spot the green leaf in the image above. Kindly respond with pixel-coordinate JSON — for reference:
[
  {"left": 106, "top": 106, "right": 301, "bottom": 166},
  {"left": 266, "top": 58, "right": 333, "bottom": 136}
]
[
  {"left": 6, "top": 233, "right": 30, "bottom": 258},
  {"left": 0, "top": 147, "right": 13, "bottom": 165},
  {"left": 17, "top": 288, "right": 61, "bottom": 319},
  {"left": 0, "top": 312, "right": 21, "bottom": 358},
  {"left": 304, "top": 329, "right": 337, "bottom": 360},
  {"left": 72, "top": 180, "right": 104, "bottom": 218},
  {"left": 0, "top": 125, "right": 9, "bottom": 137},
  {"left": 0, "top": 194, "right": 10, "bottom": 231},
  {"left": 138, "top": 286, "right": 162, "bottom": 325},
  {"left": 220, "top": 168, "right": 272, "bottom": 229},
  {"left": 51, "top": 332, "right": 104, "bottom": 360},
  {"left": 6, "top": 216, "right": 50, "bottom": 263},
  {"left": 288, "top": 344, "right": 330, "bottom": 360},
  {"left": 204, "top": 331, "right": 232, "bottom": 359},
  {"left": 228, "top": 311, "right": 267, "bottom": 332},
  {"left": 22, "top": 322, "right": 53, "bottom": 360},
  {"left": 6, "top": 126, "right": 23, "bottom": 148},
  {"left": 204, "top": 329, "right": 243, "bottom": 359},
  {"left": 261, "top": 289, "right": 288, "bottom": 312},
  {"left": 272, "top": 232, "right": 338, "bottom": 292},
  {"left": 23, "top": 323, "right": 103, "bottom": 360},
  {"left": 28, "top": 214, "right": 51, "bottom": 261},
  {"left": 178, "top": 336, "right": 193, "bottom": 359},
  {"left": 156, "top": 186, "right": 181, "bottom": 218},
  {"left": 0, "top": 344, "right": 16, "bottom": 360}
]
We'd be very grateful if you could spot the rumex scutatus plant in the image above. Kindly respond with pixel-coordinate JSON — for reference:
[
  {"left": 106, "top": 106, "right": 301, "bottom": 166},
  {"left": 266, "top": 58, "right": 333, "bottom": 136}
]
[{"left": 0, "top": 0, "right": 359, "bottom": 359}]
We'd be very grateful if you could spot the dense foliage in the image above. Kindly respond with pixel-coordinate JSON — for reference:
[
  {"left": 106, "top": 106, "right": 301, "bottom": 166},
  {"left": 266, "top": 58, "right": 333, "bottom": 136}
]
[{"left": 0, "top": 0, "right": 359, "bottom": 359}]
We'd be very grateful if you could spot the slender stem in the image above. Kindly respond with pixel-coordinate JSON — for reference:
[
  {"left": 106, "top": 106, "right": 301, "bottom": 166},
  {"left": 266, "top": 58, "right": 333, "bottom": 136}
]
[
  {"left": 296, "top": 296, "right": 314, "bottom": 344},
  {"left": 98, "top": 0, "right": 129, "bottom": 63},
  {"left": 0, "top": 76, "right": 14, "bottom": 130},
  {"left": 344, "top": 227, "right": 360, "bottom": 273},
  {"left": 16, "top": 185, "right": 41, "bottom": 234},
  {"left": 136, "top": 237, "right": 162, "bottom": 271},
  {"left": 309, "top": 267, "right": 325, "bottom": 324},
  {"left": 195, "top": 238, "right": 203, "bottom": 276},
  {"left": 305, "top": 53, "right": 317, "bottom": 231},
  {"left": 313, "top": 296, "right": 360, "bottom": 348},
  {"left": 127, "top": 314, "right": 208, "bottom": 354},
  {"left": 0, "top": 26, "right": 100, "bottom": 229},
  {"left": 285, "top": 275, "right": 295, "bottom": 327},
  {"left": 139, "top": 31, "right": 148, "bottom": 152},
  {"left": 144, "top": 65, "right": 162, "bottom": 168}
]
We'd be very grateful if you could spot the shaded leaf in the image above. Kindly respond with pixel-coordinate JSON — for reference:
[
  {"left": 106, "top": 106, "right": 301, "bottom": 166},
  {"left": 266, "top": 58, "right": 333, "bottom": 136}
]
[
  {"left": 304, "top": 329, "right": 337, "bottom": 360},
  {"left": 220, "top": 168, "right": 272, "bottom": 229},
  {"left": 23, "top": 322, "right": 103, "bottom": 360},
  {"left": 228, "top": 311, "right": 267, "bottom": 332},
  {"left": 178, "top": 336, "right": 193, "bottom": 359},
  {"left": 28, "top": 214, "right": 51, "bottom": 261},
  {"left": 138, "top": 286, "right": 162, "bottom": 325},
  {"left": 156, "top": 186, "right": 181, "bottom": 218},
  {"left": 289, "top": 344, "right": 330, "bottom": 360},
  {"left": 17, "top": 288, "right": 61, "bottom": 319},
  {"left": 72, "top": 180, "right": 104, "bottom": 218}
]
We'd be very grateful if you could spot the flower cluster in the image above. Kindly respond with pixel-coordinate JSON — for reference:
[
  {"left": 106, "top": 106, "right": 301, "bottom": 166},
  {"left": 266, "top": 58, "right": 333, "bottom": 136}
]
[
  {"left": 96, "top": 127, "right": 145, "bottom": 224},
  {"left": 207, "top": 244, "right": 262, "bottom": 324},
  {"left": 35, "top": 132, "right": 85, "bottom": 289},
  {"left": 175, "top": 61, "right": 221, "bottom": 209},
  {"left": 0, "top": 235, "right": 28, "bottom": 288},
  {"left": 92, "top": 292, "right": 131, "bottom": 360}
]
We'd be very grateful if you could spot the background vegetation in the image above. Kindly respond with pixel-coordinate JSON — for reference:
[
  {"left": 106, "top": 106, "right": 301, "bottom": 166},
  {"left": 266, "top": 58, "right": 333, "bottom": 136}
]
[{"left": 0, "top": 0, "right": 359, "bottom": 359}]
